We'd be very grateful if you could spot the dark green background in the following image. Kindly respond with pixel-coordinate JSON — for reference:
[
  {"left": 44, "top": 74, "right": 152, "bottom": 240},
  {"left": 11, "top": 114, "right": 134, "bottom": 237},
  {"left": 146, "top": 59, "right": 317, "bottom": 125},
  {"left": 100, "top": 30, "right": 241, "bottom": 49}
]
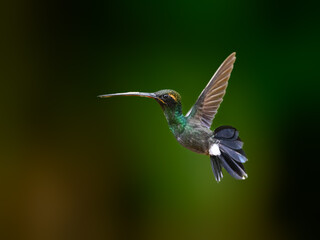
[{"left": 1, "top": 0, "right": 319, "bottom": 239}]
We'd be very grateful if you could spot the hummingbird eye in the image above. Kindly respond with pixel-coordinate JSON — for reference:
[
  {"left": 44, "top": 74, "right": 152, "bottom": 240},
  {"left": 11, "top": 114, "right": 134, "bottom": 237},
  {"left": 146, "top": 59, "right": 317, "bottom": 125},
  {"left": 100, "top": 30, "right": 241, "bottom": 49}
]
[{"left": 162, "top": 94, "right": 169, "bottom": 99}]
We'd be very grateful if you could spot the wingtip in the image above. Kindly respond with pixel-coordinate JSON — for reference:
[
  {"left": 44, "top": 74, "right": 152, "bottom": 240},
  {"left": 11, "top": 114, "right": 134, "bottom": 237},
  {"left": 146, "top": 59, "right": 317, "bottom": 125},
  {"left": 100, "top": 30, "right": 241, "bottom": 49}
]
[{"left": 223, "top": 52, "right": 236, "bottom": 65}]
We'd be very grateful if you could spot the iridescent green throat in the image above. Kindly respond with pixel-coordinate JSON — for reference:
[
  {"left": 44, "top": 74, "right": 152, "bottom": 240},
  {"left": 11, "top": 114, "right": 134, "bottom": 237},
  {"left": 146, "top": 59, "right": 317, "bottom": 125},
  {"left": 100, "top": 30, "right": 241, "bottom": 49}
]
[{"left": 163, "top": 104, "right": 186, "bottom": 136}]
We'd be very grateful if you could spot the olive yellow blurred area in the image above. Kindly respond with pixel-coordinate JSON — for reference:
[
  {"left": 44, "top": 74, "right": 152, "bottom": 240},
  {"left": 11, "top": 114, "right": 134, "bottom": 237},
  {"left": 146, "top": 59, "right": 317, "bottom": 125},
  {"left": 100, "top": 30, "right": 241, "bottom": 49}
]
[{"left": 1, "top": 0, "right": 319, "bottom": 240}]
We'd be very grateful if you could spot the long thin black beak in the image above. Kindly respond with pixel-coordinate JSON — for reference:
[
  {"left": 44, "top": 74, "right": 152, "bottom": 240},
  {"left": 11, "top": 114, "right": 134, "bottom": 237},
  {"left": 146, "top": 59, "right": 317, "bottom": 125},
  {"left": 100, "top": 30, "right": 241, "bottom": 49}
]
[{"left": 98, "top": 92, "right": 157, "bottom": 99}]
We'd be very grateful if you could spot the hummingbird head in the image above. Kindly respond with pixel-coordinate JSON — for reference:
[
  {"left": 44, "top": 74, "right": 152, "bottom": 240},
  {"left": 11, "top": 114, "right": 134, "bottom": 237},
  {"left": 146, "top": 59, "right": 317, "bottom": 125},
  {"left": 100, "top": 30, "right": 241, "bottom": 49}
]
[
  {"left": 153, "top": 89, "right": 181, "bottom": 109},
  {"left": 98, "top": 89, "right": 181, "bottom": 110}
]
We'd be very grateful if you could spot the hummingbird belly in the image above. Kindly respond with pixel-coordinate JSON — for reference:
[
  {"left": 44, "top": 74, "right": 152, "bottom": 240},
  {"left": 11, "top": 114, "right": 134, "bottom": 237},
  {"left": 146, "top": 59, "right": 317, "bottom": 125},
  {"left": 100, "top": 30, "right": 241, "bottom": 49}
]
[{"left": 176, "top": 124, "right": 213, "bottom": 155}]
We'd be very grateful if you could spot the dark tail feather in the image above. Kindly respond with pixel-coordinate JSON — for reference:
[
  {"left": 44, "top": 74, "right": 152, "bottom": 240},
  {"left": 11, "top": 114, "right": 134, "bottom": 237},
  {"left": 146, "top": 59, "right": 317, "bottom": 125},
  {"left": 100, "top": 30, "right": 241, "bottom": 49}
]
[
  {"left": 219, "top": 153, "right": 247, "bottom": 180},
  {"left": 209, "top": 126, "right": 248, "bottom": 181},
  {"left": 210, "top": 156, "right": 223, "bottom": 182}
]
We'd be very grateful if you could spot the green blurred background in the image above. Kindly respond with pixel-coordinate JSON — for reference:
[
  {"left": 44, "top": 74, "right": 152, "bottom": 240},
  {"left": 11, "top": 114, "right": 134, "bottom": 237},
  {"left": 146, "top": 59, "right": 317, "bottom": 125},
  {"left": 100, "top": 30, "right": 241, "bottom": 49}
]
[{"left": 1, "top": 0, "right": 319, "bottom": 239}]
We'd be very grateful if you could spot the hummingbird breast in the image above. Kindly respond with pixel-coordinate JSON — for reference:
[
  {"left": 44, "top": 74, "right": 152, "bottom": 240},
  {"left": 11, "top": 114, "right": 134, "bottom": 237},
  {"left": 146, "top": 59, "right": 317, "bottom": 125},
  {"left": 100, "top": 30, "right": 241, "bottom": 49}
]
[{"left": 176, "top": 122, "right": 213, "bottom": 155}]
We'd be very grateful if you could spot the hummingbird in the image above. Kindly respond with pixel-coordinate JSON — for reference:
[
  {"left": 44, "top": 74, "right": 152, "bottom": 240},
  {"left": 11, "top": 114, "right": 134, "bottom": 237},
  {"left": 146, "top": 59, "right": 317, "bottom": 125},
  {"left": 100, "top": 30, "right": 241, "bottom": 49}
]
[{"left": 99, "top": 52, "right": 247, "bottom": 182}]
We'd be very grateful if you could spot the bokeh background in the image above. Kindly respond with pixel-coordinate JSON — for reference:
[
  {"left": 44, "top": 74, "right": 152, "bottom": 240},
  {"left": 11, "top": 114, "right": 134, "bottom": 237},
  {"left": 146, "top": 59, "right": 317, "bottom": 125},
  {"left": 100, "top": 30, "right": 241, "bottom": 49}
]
[{"left": 1, "top": 0, "right": 319, "bottom": 239}]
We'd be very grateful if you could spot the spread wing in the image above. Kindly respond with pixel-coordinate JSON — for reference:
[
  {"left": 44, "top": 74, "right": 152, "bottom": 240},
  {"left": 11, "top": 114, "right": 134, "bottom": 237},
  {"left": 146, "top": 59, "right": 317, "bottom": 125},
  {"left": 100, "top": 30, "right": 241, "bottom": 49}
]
[{"left": 186, "top": 52, "right": 236, "bottom": 128}]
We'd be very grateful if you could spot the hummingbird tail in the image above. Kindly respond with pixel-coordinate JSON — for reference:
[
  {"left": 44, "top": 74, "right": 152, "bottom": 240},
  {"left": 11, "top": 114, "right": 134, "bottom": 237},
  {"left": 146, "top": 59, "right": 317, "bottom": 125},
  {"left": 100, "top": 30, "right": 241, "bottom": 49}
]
[
  {"left": 209, "top": 126, "right": 248, "bottom": 182},
  {"left": 210, "top": 156, "right": 223, "bottom": 182}
]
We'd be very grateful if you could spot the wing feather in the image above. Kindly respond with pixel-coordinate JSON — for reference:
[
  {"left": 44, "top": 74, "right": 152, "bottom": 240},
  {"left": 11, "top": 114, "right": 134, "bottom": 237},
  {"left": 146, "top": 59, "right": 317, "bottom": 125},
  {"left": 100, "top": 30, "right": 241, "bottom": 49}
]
[{"left": 186, "top": 53, "right": 236, "bottom": 128}]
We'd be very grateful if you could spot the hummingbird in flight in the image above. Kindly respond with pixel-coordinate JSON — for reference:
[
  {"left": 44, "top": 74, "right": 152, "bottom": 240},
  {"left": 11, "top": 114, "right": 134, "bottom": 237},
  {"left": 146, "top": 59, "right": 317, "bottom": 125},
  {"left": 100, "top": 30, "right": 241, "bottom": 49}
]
[{"left": 99, "top": 52, "right": 247, "bottom": 182}]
